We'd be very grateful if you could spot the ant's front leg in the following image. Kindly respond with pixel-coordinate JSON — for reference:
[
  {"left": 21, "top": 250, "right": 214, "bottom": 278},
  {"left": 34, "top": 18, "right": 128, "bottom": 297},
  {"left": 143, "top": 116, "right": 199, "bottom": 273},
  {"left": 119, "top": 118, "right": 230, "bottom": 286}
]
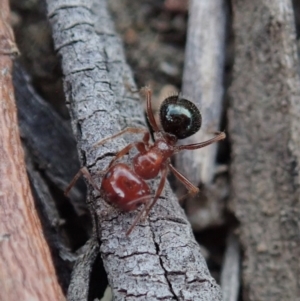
[
  {"left": 168, "top": 163, "right": 199, "bottom": 202},
  {"left": 175, "top": 131, "right": 226, "bottom": 152}
]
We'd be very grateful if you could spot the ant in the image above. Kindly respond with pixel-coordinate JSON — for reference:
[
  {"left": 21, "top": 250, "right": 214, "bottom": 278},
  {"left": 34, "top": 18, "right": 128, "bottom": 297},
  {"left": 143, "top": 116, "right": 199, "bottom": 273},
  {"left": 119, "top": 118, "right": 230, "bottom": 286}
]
[{"left": 65, "top": 88, "right": 225, "bottom": 235}]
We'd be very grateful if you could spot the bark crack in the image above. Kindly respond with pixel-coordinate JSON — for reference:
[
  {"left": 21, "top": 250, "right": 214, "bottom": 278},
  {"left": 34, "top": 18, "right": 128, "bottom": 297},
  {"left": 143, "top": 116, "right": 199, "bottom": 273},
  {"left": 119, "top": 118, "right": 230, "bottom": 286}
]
[
  {"left": 48, "top": 4, "right": 92, "bottom": 18},
  {"left": 151, "top": 229, "right": 179, "bottom": 301}
]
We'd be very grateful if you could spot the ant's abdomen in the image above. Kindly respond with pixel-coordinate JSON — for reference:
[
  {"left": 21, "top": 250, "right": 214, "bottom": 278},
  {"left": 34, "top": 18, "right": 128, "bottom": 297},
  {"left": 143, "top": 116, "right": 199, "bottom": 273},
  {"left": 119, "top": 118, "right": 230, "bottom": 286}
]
[
  {"left": 133, "top": 151, "right": 162, "bottom": 180},
  {"left": 101, "top": 163, "right": 151, "bottom": 211}
]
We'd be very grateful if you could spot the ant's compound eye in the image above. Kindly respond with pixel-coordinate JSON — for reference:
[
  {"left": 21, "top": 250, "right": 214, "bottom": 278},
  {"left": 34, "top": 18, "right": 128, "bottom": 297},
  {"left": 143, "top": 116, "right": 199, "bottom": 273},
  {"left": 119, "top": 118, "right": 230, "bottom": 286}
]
[{"left": 160, "top": 96, "right": 202, "bottom": 139}]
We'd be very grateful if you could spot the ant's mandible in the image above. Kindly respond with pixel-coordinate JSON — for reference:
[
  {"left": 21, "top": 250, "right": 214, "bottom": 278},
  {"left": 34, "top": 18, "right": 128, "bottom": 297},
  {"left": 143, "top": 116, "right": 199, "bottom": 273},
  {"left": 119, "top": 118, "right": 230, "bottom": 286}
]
[{"left": 65, "top": 88, "right": 226, "bottom": 235}]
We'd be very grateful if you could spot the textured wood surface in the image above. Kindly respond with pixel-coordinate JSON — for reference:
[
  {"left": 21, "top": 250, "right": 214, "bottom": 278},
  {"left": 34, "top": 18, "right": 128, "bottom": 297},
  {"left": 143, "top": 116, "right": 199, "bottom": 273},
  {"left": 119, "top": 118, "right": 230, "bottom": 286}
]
[
  {"left": 67, "top": 239, "right": 100, "bottom": 301},
  {"left": 178, "top": 0, "right": 226, "bottom": 185},
  {"left": 46, "top": 0, "right": 223, "bottom": 300},
  {"left": 0, "top": 1, "right": 65, "bottom": 300},
  {"left": 220, "top": 233, "right": 240, "bottom": 301},
  {"left": 229, "top": 1, "right": 300, "bottom": 300}
]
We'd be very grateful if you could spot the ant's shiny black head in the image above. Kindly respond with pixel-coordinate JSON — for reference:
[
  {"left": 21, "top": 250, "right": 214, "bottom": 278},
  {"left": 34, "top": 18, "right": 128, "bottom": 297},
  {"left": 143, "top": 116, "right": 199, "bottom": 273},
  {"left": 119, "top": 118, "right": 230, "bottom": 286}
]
[{"left": 160, "top": 95, "right": 202, "bottom": 139}]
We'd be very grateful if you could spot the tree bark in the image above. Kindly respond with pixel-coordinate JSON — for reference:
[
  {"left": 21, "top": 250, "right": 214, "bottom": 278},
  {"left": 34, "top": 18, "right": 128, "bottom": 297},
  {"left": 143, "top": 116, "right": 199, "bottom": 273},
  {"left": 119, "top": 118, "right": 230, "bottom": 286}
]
[
  {"left": 229, "top": 0, "right": 300, "bottom": 300},
  {"left": 175, "top": 0, "right": 228, "bottom": 231},
  {"left": 46, "top": 0, "right": 223, "bottom": 300},
  {"left": 179, "top": 0, "right": 226, "bottom": 185},
  {"left": 220, "top": 233, "right": 240, "bottom": 301},
  {"left": 0, "top": 1, "right": 65, "bottom": 300}
]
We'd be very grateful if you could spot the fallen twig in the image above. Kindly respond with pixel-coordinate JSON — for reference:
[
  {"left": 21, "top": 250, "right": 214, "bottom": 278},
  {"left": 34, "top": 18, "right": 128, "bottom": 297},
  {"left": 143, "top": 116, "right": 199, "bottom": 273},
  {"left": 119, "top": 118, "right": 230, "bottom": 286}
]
[{"left": 46, "top": 0, "right": 223, "bottom": 299}]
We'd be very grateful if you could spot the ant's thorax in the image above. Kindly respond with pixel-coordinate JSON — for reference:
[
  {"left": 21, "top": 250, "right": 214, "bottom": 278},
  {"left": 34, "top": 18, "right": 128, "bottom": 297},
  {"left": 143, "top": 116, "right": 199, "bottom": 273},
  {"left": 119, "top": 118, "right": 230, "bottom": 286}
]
[
  {"left": 132, "top": 132, "right": 177, "bottom": 180},
  {"left": 154, "top": 131, "right": 178, "bottom": 146}
]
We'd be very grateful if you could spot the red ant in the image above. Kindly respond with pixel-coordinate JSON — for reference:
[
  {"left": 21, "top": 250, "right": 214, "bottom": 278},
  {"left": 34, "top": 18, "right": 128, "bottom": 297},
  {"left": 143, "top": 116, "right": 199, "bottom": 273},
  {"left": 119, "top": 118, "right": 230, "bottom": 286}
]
[{"left": 65, "top": 88, "right": 225, "bottom": 235}]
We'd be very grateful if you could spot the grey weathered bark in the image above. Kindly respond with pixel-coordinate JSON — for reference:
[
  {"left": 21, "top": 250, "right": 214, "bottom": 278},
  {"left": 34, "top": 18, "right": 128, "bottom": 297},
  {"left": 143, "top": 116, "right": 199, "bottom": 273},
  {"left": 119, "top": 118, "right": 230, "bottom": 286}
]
[
  {"left": 46, "top": 0, "right": 223, "bottom": 300},
  {"left": 175, "top": 0, "right": 228, "bottom": 231},
  {"left": 220, "top": 233, "right": 240, "bottom": 301},
  {"left": 229, "top": 1, "right": 300, "bottom": 300},
  {"left": 67, "top": 238, "right": 100, "bottom": 300},
  {"left": 179, "top": 0, "right": 227, "bottom": 185}
]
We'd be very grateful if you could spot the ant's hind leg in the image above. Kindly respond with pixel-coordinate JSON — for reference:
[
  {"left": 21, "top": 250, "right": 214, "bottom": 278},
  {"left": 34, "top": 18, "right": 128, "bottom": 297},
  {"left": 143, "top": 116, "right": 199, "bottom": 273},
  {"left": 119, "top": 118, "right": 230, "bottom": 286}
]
[
  {"left": 125, "top": 195, "right": 153, "bottom": 236},
  {"left": 144, "top": 166, "right": 168, "bottom": 218},
  {"left": 168, "top": 163, "right": 199, "bottom": 200},
  {"left": 126, "top": 167, "right": 168, "bottom": 235},
  {"left": 65, "top": 167, "right": 102, "bottom": 196},
  {"left": 93, "top": 127, "right": 148, "bottom": 149}
]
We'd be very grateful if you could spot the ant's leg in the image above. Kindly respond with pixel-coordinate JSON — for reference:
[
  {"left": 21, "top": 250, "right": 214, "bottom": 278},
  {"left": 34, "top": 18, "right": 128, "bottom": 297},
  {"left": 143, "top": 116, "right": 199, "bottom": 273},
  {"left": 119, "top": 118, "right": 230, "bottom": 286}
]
[
  {"left": 108, "top": 132, "right": 150, "bottom": 168},
  {"left": 143, "top": 166, "right": 168, "bottom": 218},
  {"left": 126, "top": 212, "right": 144, "bottom": 236},
  {"left": 144, "top": 87, "right": 160, "bottom": 132},
  {"left": 127, "top": 167, "right": 169, "bottom": 235},
  {"left": 168, "top": 163, "right": 199, "bottom": 200},
  {"left": 175, "top": 131, "right": 226, "bottom": 152},
  {"left": 93, "top": 127, "right": 148, "bottom": 148},
  {"left": 108, "top": 142, "right": 139, "bottom": 168},
  {"left": 125, "top": 195, "right": 153, "bottom": 236},
  {"left": 65, "top": 167, "right": 101, "bottom": 196},
  {"left": 126, "top": 205, "right": 148, "bottom": 236},
  {"left": 142, "top": 132, "right": 151, "bottom": 147}
]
